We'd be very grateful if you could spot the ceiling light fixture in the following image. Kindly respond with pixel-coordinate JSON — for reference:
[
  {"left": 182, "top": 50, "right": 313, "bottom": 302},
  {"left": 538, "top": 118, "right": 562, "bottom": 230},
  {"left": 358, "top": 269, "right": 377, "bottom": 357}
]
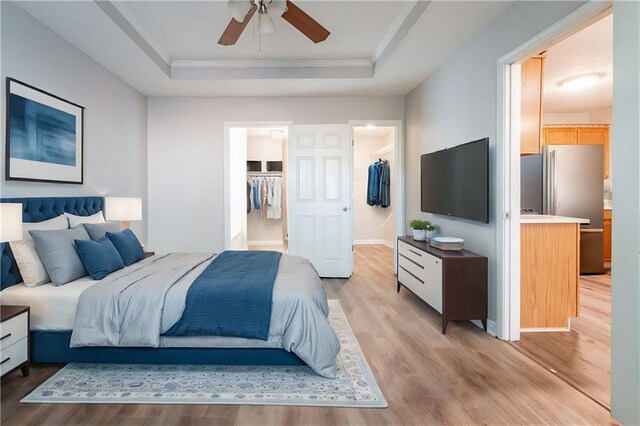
[
  {"left": 366, "top": 124, "right": 376, "bottom": 130},
  {"left": 220, "top": 0, "right": 329, "bottom": 46},
  {"left": 559, "top": 73, "right": 605, "bottom": 90},
  {"left": 270, "top": 130, "right": 284, "bottom": 140}
]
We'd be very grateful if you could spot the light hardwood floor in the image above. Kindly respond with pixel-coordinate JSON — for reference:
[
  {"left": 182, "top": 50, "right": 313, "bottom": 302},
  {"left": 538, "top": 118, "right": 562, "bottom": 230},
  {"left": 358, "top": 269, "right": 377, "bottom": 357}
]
[
  {"left": 0, "top": 245, "right": 616, "bottom": 425},
  {"left": 513, "top": 271, "right": 612, "bottom": 409}
]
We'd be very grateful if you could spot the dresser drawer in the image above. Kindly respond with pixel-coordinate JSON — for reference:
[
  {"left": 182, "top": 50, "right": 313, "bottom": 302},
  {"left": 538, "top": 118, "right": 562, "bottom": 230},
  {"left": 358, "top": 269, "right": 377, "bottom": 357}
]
[
  {"left": 398, "top": 240, "right": 427, "bottom": 266},
  {"left": 0, "top": 337, "right": 28, "bottom": 376},
  {"left": 0, "top": 312, "right": 28, "bottom": 351},
  {"left": 398, "top": 265, "right": 425, "bottom": 298}
]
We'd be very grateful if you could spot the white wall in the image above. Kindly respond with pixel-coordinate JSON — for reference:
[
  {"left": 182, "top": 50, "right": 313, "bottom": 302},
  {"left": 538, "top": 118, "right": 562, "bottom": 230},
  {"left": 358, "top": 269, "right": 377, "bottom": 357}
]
[
  {"left": 404, "top": 1, "right": 586, "bottom": 325},
  {"left": 353, "top": 132, "right": 394, "bottom": 245},
  {"left": 148, "top": 97, "right": 403, "bottom": 253},
  {"left": 247, "top": 134, "right": 283, "bottom": 244},
  {"left": 0, "top": 2, "right": 148, "bottom": 241},
  {"left": 611, "top": 1, "right": 640, "bottom": 423}
]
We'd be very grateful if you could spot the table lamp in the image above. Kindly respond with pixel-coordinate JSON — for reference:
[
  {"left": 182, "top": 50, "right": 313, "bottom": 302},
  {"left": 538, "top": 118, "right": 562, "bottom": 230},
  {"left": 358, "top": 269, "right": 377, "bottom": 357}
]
[
  {"left": 0, "top": 203, "right": 23, "bottom": 242},
  {"left": 105, "top": 197, "right": 142, "bottom": 230}
]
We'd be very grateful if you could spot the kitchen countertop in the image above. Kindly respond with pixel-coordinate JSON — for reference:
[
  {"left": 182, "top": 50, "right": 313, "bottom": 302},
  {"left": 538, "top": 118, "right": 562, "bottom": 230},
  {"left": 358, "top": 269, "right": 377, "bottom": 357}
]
[{"left": 521, "top": 214, "right": 590, "bottom": 224}]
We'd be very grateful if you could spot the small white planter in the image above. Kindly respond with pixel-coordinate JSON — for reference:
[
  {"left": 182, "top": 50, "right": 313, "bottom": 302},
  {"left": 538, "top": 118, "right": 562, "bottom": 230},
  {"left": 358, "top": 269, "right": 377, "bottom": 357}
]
[{"left": 412, "top": 229, "right": 427, "bottom": 241}]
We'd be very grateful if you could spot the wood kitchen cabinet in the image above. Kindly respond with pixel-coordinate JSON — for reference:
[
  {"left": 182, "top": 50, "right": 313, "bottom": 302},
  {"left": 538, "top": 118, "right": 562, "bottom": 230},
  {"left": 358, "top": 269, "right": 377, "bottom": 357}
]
[
  {"left": 542, "top": 125, "right": 610, "bottom": 178},
  {"left": 520, "top": 56, "right": 545, "bottom": 155},
  {"left": 543, "top": 127, "right": 577, "bottom": 145},
  {"left": 604, "top": 210, "right": 612, "bottom": 263}
]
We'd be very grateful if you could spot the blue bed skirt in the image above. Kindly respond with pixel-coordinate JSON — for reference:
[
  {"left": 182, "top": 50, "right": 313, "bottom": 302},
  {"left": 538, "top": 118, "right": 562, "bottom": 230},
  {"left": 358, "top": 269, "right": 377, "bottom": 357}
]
[{"left": 31, "top": 331, "right": 305, "bottom": 366}]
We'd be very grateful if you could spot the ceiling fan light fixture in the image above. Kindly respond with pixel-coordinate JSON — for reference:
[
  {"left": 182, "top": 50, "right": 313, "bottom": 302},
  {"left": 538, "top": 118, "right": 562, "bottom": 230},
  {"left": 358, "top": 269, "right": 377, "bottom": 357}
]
[
  {"left": 267, "top": 0, "right": 287, "bottom": 18},
  {"left": 260, "top": 14, "right": 275, "bottom": 34},
  {"left": 559, "top": 73, "right": 605, "bottom": 90},
  {"left": 228, "top": 0, "right": 252, "bottom": 22}
]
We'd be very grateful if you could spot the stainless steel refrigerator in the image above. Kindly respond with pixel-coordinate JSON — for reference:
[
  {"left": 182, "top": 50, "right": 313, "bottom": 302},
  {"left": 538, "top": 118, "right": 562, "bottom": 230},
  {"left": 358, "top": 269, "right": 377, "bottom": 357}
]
[{"left": 521, "top": 144, "right": 604, "bottom": 274}]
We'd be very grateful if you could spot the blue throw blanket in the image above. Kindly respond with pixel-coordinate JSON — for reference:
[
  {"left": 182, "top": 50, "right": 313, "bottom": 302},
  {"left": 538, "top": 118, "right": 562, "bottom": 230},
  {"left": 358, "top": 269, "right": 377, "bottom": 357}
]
[{"left": 164, "top": 250, "right": 282, "bottom": 340}]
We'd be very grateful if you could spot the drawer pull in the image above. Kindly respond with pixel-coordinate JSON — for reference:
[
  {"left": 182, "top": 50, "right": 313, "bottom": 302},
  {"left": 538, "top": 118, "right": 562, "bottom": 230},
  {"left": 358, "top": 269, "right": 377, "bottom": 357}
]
[
  {"left": 1, "top": 357, "right": 10, "bottom": 365},
  {"left": 400, "top": 266, "right": 424, "bottom": 284},
  {"left": 399, "top": 253, "right": 424, "bottom": 269},
  {"left": 409, "top": 249, "right": 422, "bottom": 257},
  {"left": 0, "top": 333, "right": 12, "bottom": 341}
]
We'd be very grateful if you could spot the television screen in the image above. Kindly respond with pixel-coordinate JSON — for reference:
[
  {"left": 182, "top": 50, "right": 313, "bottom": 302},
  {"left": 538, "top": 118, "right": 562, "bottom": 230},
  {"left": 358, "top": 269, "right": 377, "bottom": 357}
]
[{"left": 420, "top": 138, "right": 489, "bottom": 223}]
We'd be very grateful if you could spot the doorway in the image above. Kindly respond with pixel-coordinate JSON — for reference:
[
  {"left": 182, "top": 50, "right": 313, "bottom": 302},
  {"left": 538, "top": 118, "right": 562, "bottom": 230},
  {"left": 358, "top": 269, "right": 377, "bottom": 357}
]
[
  {"left": 498, "top": 3, "right": 613, "bottom": 410},
  {"left": 352, "top": 125, "right": 396, "bottom": 267},
  {"left": 225, "top": 122, "right": 291, "bottom": 253}
]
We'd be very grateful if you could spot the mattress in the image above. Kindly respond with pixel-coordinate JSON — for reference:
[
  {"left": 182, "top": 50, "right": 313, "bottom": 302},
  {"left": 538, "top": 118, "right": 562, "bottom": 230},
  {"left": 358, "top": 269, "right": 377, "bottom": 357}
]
[{"left": 0, "top": 256, "right": 279, "bottom": 349}]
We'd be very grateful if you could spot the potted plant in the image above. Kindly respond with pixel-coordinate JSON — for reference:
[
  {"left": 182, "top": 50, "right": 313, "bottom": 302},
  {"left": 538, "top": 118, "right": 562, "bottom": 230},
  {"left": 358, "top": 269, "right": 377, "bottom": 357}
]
[{"left": 409, "top": 219, "right": 437, "bottom": 241}]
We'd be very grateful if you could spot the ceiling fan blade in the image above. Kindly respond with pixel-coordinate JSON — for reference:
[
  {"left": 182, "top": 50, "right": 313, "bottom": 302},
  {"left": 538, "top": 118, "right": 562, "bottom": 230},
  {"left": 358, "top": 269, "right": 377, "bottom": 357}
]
[
  {"left": 282, "top": 0, "right": 330, "bottom": 44},
  {"left": 218, "top": 4, "right": 257, "bottom": 46}
]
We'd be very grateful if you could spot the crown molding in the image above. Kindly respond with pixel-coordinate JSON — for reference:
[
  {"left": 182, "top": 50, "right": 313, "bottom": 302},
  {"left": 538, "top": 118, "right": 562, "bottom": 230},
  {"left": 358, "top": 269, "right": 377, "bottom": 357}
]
[{"left": 171, "top": 59, "right": 373, "bottom": 79}]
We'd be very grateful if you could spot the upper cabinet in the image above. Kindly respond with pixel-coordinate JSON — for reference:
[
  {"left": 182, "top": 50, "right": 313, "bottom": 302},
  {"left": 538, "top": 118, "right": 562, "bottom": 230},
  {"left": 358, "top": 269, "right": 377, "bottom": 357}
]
[
  {"left": 543, "top": 127, "right": 577, "bottom": 145},
  {"left": 520, "top": 56, "right": 545, "bottom": 155},
  {"left": 542, "top": 125, "right": 610, "bottom": 178}
]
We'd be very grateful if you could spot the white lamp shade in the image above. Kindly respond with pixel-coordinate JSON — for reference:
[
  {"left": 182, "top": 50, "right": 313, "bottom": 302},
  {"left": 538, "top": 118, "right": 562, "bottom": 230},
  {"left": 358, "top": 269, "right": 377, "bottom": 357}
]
[
  {"left": 260, "top": 14, "right": 275, "bottom": 34},
  {"left": 105, "top": 197, "right": 142, "bottom": 221},
  {"left": 267, "top": 0, "right": 287, "bottom": 17},
  {"left": 228, "top": 0, "right": 252, "bottom": 22},
  {"left": 0, "top": 204, "right": 23, "bottom": 242}
]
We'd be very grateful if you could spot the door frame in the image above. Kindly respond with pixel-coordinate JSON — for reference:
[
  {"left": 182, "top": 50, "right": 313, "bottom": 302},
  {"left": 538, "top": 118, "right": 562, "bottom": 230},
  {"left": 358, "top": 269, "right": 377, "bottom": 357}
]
[
  {"left": 223, "top": 121, "right": 293, "bottom": 250},
  {"left": 495, "top": 1, "right": 612, "bottom": 341},
  {"left": 348, "top": 120, "right": 405, "bottom": 273}
]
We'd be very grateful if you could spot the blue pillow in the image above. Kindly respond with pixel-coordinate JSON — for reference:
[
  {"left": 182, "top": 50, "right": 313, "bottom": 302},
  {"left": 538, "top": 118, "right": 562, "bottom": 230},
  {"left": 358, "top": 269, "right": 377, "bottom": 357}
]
[
  {"left": 83, "top": 222, "right": 120, "bottom": 240},
  {"left": 106, "top": 229, "right": 144, "bottom": 266},
  {"left": 74, "top": 238, "right": 125, "bottom": 280}
]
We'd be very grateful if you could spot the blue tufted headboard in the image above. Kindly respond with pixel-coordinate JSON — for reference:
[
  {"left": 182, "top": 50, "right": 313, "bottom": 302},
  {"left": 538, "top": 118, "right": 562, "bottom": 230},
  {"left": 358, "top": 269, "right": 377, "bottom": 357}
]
[{"left": 0, "top": 196, "right": 104, "bottom": 289}]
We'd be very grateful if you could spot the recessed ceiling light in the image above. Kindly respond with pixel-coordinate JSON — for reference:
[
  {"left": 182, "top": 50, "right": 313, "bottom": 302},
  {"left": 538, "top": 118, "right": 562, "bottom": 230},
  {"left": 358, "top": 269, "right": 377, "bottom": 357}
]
[
  {"left": 559, "top": 73, "right": 605, "bottom": 90},
  {"left": 366, "top": 124, "right": 376, "bottom": 130}
]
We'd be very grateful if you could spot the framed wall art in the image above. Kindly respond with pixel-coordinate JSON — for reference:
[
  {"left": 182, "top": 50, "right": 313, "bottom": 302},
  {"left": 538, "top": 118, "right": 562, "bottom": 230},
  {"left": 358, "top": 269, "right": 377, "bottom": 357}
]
[{"left": 5, "top": 78, "right": 84, "bottom": 184}]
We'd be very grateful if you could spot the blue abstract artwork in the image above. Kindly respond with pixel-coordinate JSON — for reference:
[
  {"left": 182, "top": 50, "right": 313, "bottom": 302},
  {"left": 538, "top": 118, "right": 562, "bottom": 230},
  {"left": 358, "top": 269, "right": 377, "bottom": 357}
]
[{"left": 9, "top": 93, "right": 77, "bottom": 166}]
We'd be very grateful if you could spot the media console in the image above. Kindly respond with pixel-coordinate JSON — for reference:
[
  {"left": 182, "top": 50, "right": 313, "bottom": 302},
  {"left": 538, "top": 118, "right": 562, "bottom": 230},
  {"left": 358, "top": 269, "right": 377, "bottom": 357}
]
[{"left": 397, "top": 236, "right": 488, "bottom": 334}]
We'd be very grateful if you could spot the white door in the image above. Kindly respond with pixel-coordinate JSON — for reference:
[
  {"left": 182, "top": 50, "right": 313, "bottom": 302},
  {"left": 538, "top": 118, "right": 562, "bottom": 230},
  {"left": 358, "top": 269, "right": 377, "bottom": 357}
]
[
  {"left": 288, "top": 124, "right": 352, "bottom": 277},
  {"left": 228, "top": 128, "right": 248, "bottom": 250}
]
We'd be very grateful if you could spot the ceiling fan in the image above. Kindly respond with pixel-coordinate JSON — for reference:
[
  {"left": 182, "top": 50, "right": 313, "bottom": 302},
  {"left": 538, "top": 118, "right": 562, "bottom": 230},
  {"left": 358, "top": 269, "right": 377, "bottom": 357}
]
[{"left": 219, "top": 0, "right": 330, "bottom": 46}]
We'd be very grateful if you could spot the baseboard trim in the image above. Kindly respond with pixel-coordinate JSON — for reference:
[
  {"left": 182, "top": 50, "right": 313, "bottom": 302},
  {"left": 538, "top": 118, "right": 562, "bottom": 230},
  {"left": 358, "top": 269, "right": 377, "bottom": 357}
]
[
  {"left": 354, "top": 239, "right": 388, "bottom": 246},
  {"left": 472, "top": 319, "right": 497, "bottom": 337},
  {"left": 247, "top": 240, "right": 284, "bottom": 246}
]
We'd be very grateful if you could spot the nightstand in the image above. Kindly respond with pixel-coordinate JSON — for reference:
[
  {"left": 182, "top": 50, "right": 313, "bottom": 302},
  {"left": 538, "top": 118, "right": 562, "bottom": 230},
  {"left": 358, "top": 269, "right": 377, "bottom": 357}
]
[
  {"left": 0, "top": 305, "right": 30, "bottom": 378},
  {"left": 144, "top": 251, "right": 155, "bottom": 258}
]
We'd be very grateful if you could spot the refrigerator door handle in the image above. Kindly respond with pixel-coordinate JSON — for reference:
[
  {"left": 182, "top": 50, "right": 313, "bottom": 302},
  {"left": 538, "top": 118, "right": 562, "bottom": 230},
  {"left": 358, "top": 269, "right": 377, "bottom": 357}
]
[{"left": 548, "top": 150, "right": 557, "bottom": 215}]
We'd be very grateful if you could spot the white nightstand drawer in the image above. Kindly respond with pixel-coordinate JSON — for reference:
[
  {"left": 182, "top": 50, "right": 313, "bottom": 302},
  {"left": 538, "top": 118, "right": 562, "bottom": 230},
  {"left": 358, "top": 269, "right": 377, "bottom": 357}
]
[
  {"left": 0, "top": 312, "right": 28, "bottom": 351},
  {"left": 0, "top": 337, "right": 28, "bottom": 376}
]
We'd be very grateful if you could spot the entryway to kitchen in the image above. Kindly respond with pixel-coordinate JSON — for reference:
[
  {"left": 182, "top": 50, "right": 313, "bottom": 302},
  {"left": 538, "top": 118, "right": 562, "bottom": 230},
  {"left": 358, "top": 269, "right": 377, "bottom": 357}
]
[{"left": 501, "top": 6, "right": 613, "bottom": 411}]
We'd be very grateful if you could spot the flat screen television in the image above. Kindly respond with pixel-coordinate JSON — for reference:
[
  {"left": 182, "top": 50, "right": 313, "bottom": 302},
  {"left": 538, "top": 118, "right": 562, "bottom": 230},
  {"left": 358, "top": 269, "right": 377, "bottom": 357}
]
[{"left": 420, "top": 138, "right": 489, "bottom": 223}]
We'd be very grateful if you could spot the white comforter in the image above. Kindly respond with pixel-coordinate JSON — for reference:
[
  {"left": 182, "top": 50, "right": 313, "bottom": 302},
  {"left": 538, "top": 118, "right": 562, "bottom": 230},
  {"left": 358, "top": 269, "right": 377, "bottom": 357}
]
[{"left": 70, "top": 253, "right": 340, "bottom": 378}]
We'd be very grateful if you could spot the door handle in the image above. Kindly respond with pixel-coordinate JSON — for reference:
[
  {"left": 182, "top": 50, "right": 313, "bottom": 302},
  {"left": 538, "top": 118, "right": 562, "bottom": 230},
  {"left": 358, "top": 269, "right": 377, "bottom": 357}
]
[{"left": 342, "top": 207, "right": 350, "bottom": 212}]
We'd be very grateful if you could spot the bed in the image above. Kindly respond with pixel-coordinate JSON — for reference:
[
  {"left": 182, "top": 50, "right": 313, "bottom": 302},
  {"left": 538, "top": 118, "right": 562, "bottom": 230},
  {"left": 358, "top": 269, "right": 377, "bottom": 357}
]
[{"left": 0, "top": 197, "right": 339, "bottom": 378}]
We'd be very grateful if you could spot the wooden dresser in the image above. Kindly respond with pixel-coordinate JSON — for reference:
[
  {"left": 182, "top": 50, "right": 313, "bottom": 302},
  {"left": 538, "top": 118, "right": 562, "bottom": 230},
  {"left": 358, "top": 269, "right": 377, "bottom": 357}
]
[{"left": 396, "top": 237, "right": 488, "bottom": 334}]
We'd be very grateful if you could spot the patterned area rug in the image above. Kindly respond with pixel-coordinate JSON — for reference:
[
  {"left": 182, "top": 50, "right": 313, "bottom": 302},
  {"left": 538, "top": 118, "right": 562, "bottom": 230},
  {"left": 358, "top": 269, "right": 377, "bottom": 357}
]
[{"left": 22, "top": 300, "right": 387, "bottom": 407}]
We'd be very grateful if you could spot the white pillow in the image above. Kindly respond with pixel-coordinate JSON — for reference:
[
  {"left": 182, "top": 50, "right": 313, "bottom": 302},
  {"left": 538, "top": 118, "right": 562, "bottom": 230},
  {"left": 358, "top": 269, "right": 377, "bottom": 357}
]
[
  {"left": 9, "top": 214, "right": 69, "bottom": 287},
  {"left": 64, "top": 211, "right": 105, "bottom": 228}
]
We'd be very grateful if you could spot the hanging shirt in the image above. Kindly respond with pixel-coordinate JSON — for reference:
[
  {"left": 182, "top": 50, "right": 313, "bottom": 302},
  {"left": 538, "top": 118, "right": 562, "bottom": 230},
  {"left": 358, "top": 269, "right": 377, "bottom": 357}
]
[
  {"left": 379, "top": 161, "right": 391, "bottom": 208},
  {"left": 252, "top": 179, "right": 261, "bottom": 210},
  {"left": 367, "top": 163, "right": 380, "bottom": 206},
  {"left": 247, "top": 181, "right": 252, "bottom": 214}
]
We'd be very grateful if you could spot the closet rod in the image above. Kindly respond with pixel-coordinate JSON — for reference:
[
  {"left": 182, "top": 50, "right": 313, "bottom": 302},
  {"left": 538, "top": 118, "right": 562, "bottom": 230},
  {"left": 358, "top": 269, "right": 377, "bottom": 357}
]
[{"left": 248, "top": 172, "right": 282, "bottom": 177}]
